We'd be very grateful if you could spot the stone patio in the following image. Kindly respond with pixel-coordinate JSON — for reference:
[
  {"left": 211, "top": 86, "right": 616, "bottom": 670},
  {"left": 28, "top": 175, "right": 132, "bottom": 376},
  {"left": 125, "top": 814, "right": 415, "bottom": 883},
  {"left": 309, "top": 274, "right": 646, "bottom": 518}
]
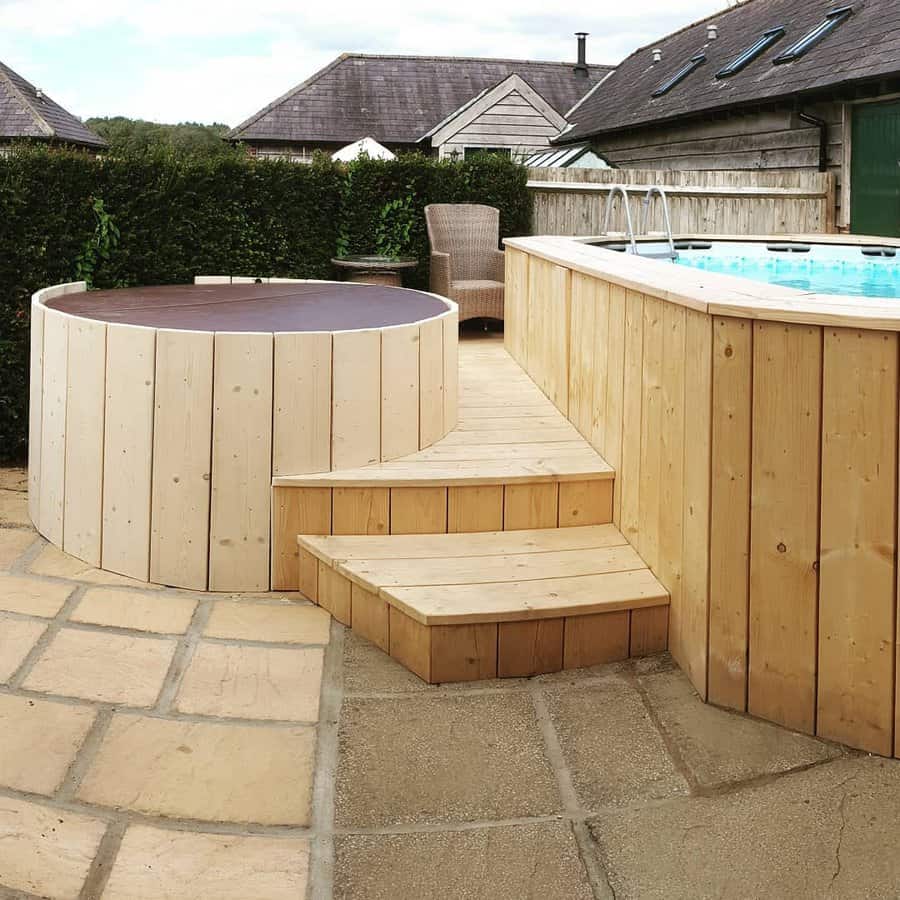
[{"left": 4, "top": 468, "right": 900, "bottom": 898}]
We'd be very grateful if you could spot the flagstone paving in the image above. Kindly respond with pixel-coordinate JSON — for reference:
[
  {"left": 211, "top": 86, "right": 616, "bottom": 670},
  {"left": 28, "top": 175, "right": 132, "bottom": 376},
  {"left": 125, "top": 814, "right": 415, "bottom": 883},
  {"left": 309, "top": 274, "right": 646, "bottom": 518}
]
[{"left": 6, "top": 464, "right": 900, "bottom": 899}]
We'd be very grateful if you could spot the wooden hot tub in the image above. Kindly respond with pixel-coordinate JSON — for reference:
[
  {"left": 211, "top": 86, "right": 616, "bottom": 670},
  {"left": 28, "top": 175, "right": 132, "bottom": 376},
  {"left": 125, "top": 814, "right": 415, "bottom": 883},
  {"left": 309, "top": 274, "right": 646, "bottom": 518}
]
[{"left": 28, "top": 277, "right": 458, "bottom": 592}]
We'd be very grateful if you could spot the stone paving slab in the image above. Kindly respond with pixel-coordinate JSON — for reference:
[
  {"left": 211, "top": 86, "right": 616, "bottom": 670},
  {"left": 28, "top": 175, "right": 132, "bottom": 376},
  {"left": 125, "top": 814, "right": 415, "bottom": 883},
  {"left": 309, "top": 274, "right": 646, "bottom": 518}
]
[
  {"left": 588, "top": 756, "right": 900, "bottom": 900},
  {"left": 639, "top": 660, "right": 843, "bottom": 787},
  {"left": 23, "top": 628, "right": 177, "bottom": 707},
  {"left": 0, "top": 530, "right": 36, "bottom": 571},
  {"left": 0, "top": 468, "right": 27, "bottom": 492},
  {"left": 70, "top": 587, "right": 198, "bottom": 634},
  {"left": 76, "top": 714, "right": 317, "bottom": 825},
  {"left": 0, "top": 488, "right": 30, "bottom": 528},
  {"left": 0, "top": 795, "right": 106, "bottom": 899},
  {"left": 0, "top": 692, "right": 95, "bottom": 794},
  {"left": 335, "top": 692, "right": 560, "bottom": 827},
  {"left": 0, "top": 574, "right": 74, "bottom": 617},
  {"left": 0, "top": 614, "right": 47, "bottom": 682},
  {"left": 103, "top": 825, "right": 310, "bottom": 899},
  {"left": 27, "top": 543, "right": 163, "bottom": 589},
  {"left": 175, "top": 642, "right": 324, "bottom": 721},
  {"left": 333, "top": 822, "right": 595, "bottom": 900},
  {"left": 546, "top": 670, "right": 689, "bottom": 808},
  {"left": 204, "top": 600, "right": 331, "bottom": 644}
]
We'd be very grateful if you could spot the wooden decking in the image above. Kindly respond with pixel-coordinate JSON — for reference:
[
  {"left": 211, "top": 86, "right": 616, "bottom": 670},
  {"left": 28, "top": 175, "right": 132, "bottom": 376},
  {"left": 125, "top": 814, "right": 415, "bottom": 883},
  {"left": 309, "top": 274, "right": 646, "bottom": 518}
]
[
  {"left": 298, "top": 525, "right": 669, "bottom": 682},
  {"left": 272, "top": 333, "right": 614, "bottom": 487}
]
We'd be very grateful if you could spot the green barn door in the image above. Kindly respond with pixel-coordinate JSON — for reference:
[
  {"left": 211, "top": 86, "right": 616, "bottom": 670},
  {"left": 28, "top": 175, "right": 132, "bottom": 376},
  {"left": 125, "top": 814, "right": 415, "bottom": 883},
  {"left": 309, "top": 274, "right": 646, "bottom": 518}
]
[{"left": 851, "top": 101, "right": 900, "bottom": 237}]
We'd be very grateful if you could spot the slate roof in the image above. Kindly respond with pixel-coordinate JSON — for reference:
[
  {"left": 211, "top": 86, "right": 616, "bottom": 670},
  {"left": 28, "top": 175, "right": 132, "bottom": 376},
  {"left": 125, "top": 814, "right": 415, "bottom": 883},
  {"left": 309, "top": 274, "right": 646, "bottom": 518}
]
[
  {"left": 562, "top": 0, "right": 900, "bottom": 142},
  {"left": 0, "top": 61, "right": 105, "bottom": 147},
  {"left": 228, "top": 54, "right": 613, "bottom": 145}
]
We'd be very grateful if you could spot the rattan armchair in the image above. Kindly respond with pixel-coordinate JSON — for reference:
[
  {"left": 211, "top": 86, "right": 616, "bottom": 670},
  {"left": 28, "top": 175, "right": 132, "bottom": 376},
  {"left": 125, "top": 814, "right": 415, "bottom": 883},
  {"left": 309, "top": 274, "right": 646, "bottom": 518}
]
[{"left": 424, "top": 204, "right": 504, "bottom": 322}]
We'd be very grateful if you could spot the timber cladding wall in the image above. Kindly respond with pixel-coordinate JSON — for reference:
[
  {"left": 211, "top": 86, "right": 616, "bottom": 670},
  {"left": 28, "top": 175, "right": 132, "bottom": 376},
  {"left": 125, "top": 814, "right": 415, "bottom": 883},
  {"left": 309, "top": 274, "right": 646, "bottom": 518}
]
[
  {"left": 527, "top": 166, "right": 837, "bottom": 237},
  {"left": 506, "top": 243, "right": 900, "bottom": 759}
]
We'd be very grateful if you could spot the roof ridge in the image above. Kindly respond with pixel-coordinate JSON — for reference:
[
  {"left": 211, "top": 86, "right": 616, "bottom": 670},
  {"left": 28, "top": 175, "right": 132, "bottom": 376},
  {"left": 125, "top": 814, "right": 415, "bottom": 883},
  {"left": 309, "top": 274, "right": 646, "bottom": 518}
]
[
  {"left": 0, "top": 62, "right": 54, "bottom": 138},
  {"left": 337, "top": 52, "right": 613, "bottom": 69}
]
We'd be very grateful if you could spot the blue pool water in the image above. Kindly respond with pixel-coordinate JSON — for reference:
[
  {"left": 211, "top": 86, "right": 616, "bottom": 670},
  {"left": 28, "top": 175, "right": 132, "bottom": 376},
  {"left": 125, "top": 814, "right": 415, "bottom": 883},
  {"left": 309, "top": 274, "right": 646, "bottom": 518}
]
[{"left": 670, "top": 242, "right": 900, "bottom": 299}]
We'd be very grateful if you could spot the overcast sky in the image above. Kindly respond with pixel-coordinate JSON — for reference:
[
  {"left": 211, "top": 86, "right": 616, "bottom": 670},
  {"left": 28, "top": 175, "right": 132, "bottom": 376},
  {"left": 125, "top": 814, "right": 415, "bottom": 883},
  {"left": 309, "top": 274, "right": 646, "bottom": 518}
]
[{"left": 0, "top": 0, "right": 728, "bottom": 126}]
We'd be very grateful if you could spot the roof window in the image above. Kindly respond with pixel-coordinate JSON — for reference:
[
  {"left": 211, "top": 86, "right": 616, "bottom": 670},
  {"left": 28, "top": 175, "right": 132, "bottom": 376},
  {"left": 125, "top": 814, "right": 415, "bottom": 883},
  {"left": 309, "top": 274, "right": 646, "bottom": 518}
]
[
  {"left": 773, "top": 7, "right": 852, "bottom": 64},
  {"left": 652, "top": 54, "right": 706, "bottom": 97},
  {"left": 716, "top": 27, "right": 786, "bottom": 78}
]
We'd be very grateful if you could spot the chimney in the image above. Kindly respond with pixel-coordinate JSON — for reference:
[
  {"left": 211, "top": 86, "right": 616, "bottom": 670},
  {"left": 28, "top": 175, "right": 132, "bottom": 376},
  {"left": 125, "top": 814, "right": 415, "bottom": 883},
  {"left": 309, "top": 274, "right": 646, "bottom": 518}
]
[
  {"left": 652, "top": 48, "right": 663, "bottom": 64},
  {"left": 574, "top": 32, "right": 589, "bottom": 76},
  {"left": 707, "top": 24, "right": 718, "bottom": 40}
]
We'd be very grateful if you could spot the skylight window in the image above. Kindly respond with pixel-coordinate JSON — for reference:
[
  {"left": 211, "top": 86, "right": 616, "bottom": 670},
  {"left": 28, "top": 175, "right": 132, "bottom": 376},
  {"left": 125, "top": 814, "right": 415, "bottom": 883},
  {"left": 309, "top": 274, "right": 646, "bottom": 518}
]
[
  {"left": 773, "top": 6, "right": 852, "bottom": 64},
  {"left": 652, "top": 54, "right": 706, "bottom": 98},
  {"left": 716, "top": 27, "right": 786, "bottom": 78}
]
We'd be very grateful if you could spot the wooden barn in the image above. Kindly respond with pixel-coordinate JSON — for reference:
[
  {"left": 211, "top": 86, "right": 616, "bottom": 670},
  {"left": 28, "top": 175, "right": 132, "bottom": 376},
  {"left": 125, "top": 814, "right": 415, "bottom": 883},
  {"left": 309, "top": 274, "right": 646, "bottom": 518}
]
[{"left": 557, "top": 0, "right": 900, "bottom": 235}]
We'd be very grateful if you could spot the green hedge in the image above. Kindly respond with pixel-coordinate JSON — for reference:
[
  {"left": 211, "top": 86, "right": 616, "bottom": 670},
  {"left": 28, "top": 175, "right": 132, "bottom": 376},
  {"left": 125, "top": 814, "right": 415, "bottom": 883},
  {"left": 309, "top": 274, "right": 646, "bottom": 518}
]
[{"left": 0, "top": 147, "right": 531, "bottom": 463}]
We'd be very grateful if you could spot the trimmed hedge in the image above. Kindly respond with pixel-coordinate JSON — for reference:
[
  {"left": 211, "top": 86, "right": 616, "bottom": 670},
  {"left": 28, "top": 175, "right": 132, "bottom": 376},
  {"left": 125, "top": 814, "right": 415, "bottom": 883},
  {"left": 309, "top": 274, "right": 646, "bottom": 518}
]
[{"left": 0, "top": 147, "right": 531, "bottom": 463}]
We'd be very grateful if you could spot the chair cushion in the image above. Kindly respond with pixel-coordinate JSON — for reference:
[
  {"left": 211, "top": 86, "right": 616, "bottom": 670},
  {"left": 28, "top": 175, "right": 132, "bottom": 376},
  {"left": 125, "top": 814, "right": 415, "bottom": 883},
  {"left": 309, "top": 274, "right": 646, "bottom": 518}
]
[{"left": 450, "top": 279, "right": 504, "bottom": 298}]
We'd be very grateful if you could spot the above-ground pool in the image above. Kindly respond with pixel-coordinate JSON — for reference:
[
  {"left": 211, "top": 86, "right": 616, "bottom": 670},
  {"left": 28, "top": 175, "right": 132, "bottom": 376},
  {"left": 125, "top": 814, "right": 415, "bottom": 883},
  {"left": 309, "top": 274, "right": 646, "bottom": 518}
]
[
  {"left": 29, "top": 278, "right": 458, "bottom": 592},
  {"left": 589, "top": 237, "right": 900, "bottom": 299}
]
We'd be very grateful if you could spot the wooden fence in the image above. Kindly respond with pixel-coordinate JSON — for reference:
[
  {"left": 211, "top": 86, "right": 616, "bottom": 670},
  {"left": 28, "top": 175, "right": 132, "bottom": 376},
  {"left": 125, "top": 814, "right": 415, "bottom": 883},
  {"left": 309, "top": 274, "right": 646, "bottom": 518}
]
[{"left": 527, "top": 167, "right": 837, "bottom": 237}]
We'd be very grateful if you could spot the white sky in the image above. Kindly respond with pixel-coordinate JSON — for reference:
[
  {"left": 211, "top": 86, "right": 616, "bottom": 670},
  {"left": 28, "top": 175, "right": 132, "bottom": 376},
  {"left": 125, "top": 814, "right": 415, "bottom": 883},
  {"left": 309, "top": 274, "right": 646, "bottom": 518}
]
[{"left": 0, "top": 0, "right": 730, "bottom": 125}]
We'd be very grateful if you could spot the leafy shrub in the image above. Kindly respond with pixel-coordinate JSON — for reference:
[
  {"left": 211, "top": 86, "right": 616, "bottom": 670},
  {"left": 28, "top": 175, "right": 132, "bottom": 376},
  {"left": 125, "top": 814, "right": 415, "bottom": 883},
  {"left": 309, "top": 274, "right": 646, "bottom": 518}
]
[{"left": 0, "top": 145, "right": 531, "bottom": 462}]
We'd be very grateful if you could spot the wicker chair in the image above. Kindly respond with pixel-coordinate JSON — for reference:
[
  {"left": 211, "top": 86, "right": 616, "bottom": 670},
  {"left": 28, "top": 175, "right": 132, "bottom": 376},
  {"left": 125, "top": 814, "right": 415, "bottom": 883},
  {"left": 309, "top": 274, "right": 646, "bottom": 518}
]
[{"left": 425, "top": 204, "right": 504, "bottom": 322}]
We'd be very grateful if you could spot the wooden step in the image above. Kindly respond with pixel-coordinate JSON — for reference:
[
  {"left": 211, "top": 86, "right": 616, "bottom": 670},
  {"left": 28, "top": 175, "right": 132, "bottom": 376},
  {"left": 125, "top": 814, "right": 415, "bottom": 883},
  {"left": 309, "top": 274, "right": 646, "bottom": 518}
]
[{"left": 297, "top": 524, "right": 669, "bottom": 683}]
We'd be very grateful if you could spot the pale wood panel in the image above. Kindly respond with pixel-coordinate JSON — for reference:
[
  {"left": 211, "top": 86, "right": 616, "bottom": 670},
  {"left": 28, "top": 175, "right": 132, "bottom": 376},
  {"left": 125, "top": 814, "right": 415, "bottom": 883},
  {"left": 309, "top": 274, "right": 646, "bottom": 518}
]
[
  {"left": 102, "top": 325, "right": 155, "bottom": 581},
  {"left": 604, "top": 284, "right": 627, "bottom": 525},
  {"left": 272, "top": 486, "right": 332, "bottom": 591},
  {"left": 332, "top": 487, "right": 389, "bottom": 535},
  {"left": 209, "top": 332, "right": 274, "bottom": 591},
  {"left": 390, "top": 487, "right": 447, "bottom": 534},
  {"left": 656, "top": 302, "right": 686, "bottom": 676},
  {"left": 447, "top": 485, "right": 504, "bottom": 533},
  {"left": 563, "top": 611, "right": 630, "bottom": 668},
  {"left": 527, "top": 259, "right": 570, "bottom": 412},
  {"left": 150, "top": 329, "right": 214, "bottom": 590},
  {"left": 618, "top": 291, "right": 644, "bottom": 543},
  {"left": 380, "top": 325, "right": 420, "bottom": 461},
  {"left": 630, "top": 607, "right": 669, "bottom": 657},
  {"left": 61, "top": 318, "right": 106, "bottom": 566},
  {"left": 708, "top": 317, "right": 753, "bottom": 711},
  {"left": 503, "top": 483, "right": 558, "bottom": 530},
  {"left": 679, "top": 309, "right": 712, "bottom": 699},
  {"left": 431, "top": 623, "right": 498, "bottom": 682},
  {"left": 318, "top": 563, "right": 351, "bottom": 625},
  {"left": 27, "top": 302, "right": 44, "bottom": 529},
  {"left": 504, "top": 248, "right": 530, "bottom": 365},
  {"left": 498, "top": 619, "right": 564, "bottom": 676},
  {"left": 588, "top": 279, "right": 610, "bottom": 451},
  {"left": 273, "top": 332, "right": 332, "bottom": 476},
  {"left": 419, "top": 319, "right": 444, "bottom": 449},
  {"left": 332, "top": 330, "right": 381, "bottom": 470},
  {"left": 38, "top": 310, "right": 68, "bottom": 546},
  {"left": 637, "top": 295, "right": 664, "bottom": 571},
  {"left": 558, "top": 480, "right": 612, "bottom": 527},
  {"left": 442, "top": 313, "right": 459, "bottom": 436},
  {"left": 351, "top": 584, "right": 389, "bottom": 652},
  {"left": 389, "top": 606, "right": 432, "bottom": 681},
  {"left": 568, "top": 272, "right": 597, "bottom": 439},
  {"left": 819, "top": 329, "right": 897, "bottom": 756},
  {"left": 748, "top": 322, "right": 822, "bottom": 734}
]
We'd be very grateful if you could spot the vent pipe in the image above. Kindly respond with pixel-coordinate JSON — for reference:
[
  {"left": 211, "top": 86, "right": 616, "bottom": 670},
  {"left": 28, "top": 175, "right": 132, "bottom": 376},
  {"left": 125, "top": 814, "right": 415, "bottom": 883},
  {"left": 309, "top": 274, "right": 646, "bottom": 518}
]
[
  {"left": 652, "top": 48, "right": 663, "bottom": 64},
  {"left": 575, "top": 32, "right": 589, "bottom": 75},
  {"left": 707, "top": 24, "right": 718, "bottom": 40}
]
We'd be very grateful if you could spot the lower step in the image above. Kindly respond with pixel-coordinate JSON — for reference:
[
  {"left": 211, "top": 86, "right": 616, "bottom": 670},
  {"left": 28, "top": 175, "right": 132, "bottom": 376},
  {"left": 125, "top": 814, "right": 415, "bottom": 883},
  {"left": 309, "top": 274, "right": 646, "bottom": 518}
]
[{"left": 297, "top": 524, "right": 669, "bottom": 683}]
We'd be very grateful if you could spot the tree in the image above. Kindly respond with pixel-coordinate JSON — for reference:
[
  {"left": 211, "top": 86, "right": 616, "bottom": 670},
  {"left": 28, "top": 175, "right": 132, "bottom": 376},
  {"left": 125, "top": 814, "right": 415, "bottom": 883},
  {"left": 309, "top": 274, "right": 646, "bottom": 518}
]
[{"left": 85, "top": 116, "right": 238, "bottom": 157}]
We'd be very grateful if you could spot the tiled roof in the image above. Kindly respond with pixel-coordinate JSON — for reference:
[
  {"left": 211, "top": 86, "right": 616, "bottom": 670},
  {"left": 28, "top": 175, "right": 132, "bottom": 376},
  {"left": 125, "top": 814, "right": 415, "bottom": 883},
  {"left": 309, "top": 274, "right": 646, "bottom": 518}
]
[
  {"left": 0, "top": 61, "right": 105, "bottom": 147},
  {"left": 228, "top": 54, "right": 613, "bottom": 145},
  {"left": 562, "top": 0, "right": 900, "bottom": 142}
]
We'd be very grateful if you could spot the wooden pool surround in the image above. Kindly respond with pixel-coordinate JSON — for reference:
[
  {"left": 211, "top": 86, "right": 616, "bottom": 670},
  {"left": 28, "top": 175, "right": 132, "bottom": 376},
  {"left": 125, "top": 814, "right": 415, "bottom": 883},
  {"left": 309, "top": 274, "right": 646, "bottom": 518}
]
[
  {"left": 28, "top": 277, "right": 458, "bottom": 592},
  {"left": 505, "top": 232, "right": 900, "bottom": 759}
]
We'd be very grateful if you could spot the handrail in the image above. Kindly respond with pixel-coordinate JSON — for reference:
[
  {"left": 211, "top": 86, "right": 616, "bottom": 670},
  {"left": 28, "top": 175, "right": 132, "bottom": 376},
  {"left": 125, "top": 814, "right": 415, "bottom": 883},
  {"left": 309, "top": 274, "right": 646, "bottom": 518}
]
[
  {"left": 601, "top": 186, "right": 638, "bottom": 254},
  {"left": 640, "top": 186, "right": 677, "bottom": 259}
]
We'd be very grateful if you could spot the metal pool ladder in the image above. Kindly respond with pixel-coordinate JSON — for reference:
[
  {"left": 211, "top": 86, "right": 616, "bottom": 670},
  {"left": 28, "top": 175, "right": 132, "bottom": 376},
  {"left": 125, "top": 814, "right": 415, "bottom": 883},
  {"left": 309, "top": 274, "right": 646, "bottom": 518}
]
[{"left": 601, "top": 185, "right": 678, "bottom": 261}]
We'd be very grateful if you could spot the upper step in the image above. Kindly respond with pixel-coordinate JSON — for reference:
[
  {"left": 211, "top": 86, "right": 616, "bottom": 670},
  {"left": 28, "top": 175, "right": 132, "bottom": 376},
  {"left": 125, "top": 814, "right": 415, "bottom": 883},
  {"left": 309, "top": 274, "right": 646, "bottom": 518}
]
[{"left": 297, "top": 524, "right": 669, "bottom": 682}]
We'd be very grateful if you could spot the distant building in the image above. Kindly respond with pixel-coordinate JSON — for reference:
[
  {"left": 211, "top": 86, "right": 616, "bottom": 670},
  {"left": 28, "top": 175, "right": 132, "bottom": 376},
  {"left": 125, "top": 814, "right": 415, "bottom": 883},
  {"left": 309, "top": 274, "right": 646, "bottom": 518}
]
[
  {"left": 228, "top": 36, "right": 612, "bottom": 163},
  {"left": 0, "top": 60, "right": 105, "bottom": 151},
  {"left": 555, "top": 0, "right": 900, "bottom": 235}
]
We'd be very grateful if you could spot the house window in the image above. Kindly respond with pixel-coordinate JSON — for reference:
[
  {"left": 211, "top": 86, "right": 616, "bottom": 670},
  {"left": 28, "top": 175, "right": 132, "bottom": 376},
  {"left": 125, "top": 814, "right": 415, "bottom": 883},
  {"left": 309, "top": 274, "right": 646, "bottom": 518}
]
[
  {"left": 652, "top": 54, "right": 706, "bottom": 98},
  {"left": 773, "top": 7, "right": 852, "bottom": 64},
  {"left": 463, "top": 147, "right": 512, "bottom": 159},
  {"left": 716, "top": 27, "right": 786, "bottom": 77}
]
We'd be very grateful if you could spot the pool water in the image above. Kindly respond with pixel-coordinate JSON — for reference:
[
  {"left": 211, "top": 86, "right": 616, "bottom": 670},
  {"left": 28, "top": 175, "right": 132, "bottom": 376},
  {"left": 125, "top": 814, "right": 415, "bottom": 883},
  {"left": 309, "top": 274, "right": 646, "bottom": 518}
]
[{"left": 671, "top": 242, "right": 900, "bottom": 299}]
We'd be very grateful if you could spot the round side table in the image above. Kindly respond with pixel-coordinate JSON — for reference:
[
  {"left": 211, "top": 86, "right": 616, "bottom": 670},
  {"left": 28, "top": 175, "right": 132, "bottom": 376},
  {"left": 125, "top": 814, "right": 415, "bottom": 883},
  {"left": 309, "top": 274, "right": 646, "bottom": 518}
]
[{"left": 331, "top": 255, "right": 418, "bottom": 287}]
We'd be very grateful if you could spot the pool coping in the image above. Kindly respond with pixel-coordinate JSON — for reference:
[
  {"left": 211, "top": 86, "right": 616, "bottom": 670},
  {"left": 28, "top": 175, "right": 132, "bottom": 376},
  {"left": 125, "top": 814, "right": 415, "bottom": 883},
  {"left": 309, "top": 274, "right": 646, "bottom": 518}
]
[{"left": 505, "top": 234, "right": 900, "bottom": 331}]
